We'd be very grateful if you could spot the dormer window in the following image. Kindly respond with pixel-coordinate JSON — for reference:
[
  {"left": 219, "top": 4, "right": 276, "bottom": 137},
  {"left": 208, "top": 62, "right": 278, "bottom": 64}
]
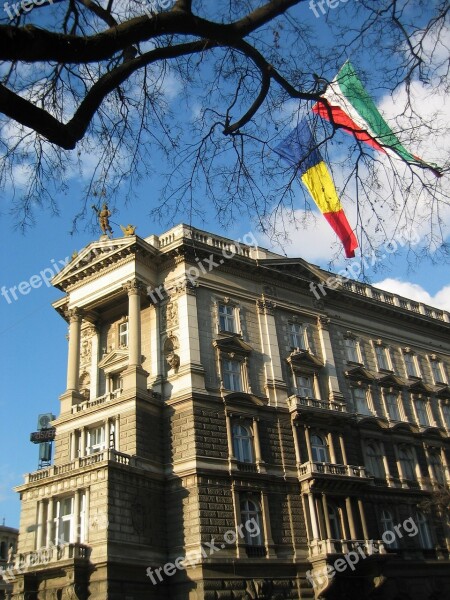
[{"left": 119, "top": 321, "right": 128, "bottom": 347}]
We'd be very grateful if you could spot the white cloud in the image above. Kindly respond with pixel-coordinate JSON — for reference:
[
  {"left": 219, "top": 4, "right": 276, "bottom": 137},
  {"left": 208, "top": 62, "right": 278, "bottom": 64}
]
[{"left": 373, "top": 278, "right": 450, "bottom": 311}]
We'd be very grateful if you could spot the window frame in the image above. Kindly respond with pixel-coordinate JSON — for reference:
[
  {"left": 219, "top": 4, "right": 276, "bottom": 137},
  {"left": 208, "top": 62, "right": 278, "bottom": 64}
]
[
  {"left": 416, "top": 511, "right": 433, "bottom": 549},
  {"left": 218, "top": 302, "right": 237, "bottom": 334},
  {"left": 353, "top": 387, "right": 372, "bottom": 416},
  {"left": 345, "top": 336, "right": 362, "bottom": 364},
  {"left": 86, "top": 424, "right": 106, "bottom": 455},
  {"left": 240, "top": 498, "right": 264, "bottom": 547},
  {"left": 221, "top": 358, "right": 242, "bottom": 392},
  {"left": 289, "top": 322, "right": 308, "bottom": 351},
  {"left": 429, "top": 357, "right": 446, "bottom": 385},
  {"left": 118, "top": 320, "right": 128, "bottom": 347},
  {"left": 414, "top": 398, "right": 431, "bottom": 427},
  {"left": 295, "top": 374, "right": 315, "bottom": 398},
  {"left": 441, "top": 402, "right": 450, "bottom": 429},
  {"left": 384, "top": 392, "right": 401, "bottom": 421},
  {"left": 375, "top": 344, "right": 392, "bottom": 372},
  {"left": 428, "top": 451, "right": 445, "bottom": 485},
  {"left": 403, "top": 350, "right": 419, "bottom": 378},
  {"left": 398, "top": 446, "right": 417, "bottom": 482},
  {"left": 232, "top": 423, "right": 254, "bottom": 464},
  {"left": 310, "top": 434, "right": 329, "bottom": 463},
  {"left": 380, "top": 509, "right": 398, "bottom": 548},
  {"left": 365, "top": 442, "right": 385, "bottom": 479}
]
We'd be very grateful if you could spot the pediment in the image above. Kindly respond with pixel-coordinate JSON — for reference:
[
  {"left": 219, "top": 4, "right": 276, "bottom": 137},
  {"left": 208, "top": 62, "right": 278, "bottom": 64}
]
[
  {"left": 98, "top": 349, "right": 129, "bottom": 371},
  {"left": 213, "top": 335, "right": 252, "bottom": 355},
  {"left": 51, "top": 235, "right": 158, "bottom": 290},
  {"left": 345, "top": 366, "right": 376, "bottom": 382},
  {"left": 377, "top": 373, "right": 405, "bottom": 388},
  {"left": 286, "top": 349, "right": 323, "bottom": 369},
  {"left": 409, "top": 380, "right": 434, "bottom": 395},
  {"left": 435, "top": 385, "right": 450, "bottom": 399},
  {"left": 224, "top": 392, "right": 268, "bottom": 407},
  {"left": 258, "top": 257, "right": 328, "bottom": 286}
]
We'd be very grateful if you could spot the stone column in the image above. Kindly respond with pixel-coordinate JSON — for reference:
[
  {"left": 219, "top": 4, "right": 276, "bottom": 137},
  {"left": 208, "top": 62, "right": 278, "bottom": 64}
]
[
  {"left": 70, "top": 432, "right": 77, "bottom": 461},
  {"left": 115, "top": 415, "right": 120, "bottom": 451},
  {"left": 90, "top": 326, "right": 99, "bottom": 400},
  {"left": 231, "top": 486, "right": 246, "bottom": 557},
  {"left": 321, "top": 494, "right": 332, "bottom": 539},
  {"left": 358, "top": 499, "right": 369, "bottom": 540},
  {"left": 256, "top": 297, "right": 288, "bottom": 406},
  {"left": 84, "top": 488, "right": 90, "bottom": 544},
  {"left": 292, "top": 422, "right": 301, "bottom": 465},
  {"left": 328, "top": 433, "right": 336, "bottom": 463},
  {"left": 252, "top": 417, "right": 266, "bottom": 472},
  {"left": 339, "top": 433, "right": 348, "bottom": 465},
  {"left": 225, "top": 413, "right": 235, "bottom": 461},
  {"left": 346, "top": 497, "right": 357, "bottom": 539},
  {"left": 305, "top": 427, "right": 313, "bottom": 462},
  {"left": 149, "top": 303, "right": 163, "bottom": 393},
  {"left": 80, "top": 427, "right": 86, "bottom": 458},
  {"left": 46, "top": 498, "right": 54, "bottom": 547},
  {"left": 73, "top": 490, "right": 80, "bottom": 543},
  {"left": 36, "top": 501, "right": 45, "bottom": 549},
  {"left": 261, "top": 493, "right": 276, "bottom": 557},
  {"left": 66, "top": 308, "right": 83, "bottom": 391},
  {"left": 316, "top": 316, "right": 343, "bottom": 402},
  {"left": 308, "top": 493, "right": 319, "bottom": 539},
  {"left": 122, "top": 278, "right": 148, "bottom": 392}
]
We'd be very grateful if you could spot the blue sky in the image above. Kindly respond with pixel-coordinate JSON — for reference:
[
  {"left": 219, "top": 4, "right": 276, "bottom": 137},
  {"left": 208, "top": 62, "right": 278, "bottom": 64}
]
[{"left": 1, "top": 0, "right": 449, "bottom": 527}]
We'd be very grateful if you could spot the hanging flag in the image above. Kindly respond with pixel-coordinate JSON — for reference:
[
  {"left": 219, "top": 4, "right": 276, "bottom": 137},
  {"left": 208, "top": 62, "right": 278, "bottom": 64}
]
[
  {"left": 312, "top": 61, "right": 442, "bottom": 177},
  {"left": 274, "top": 119, "right": 358, "bottom": 258}
]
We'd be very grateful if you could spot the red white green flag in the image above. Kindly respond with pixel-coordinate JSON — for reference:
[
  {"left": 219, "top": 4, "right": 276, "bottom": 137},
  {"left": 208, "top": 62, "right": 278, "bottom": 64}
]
[{"left": 312, "top": 61, "right": 442, "bottom": 177}]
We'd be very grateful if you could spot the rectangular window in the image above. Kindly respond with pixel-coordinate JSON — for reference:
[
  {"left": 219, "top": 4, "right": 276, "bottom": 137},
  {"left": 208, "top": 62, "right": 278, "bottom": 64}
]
[
  {"left": 442, "top": 404, "right": 450, "bottom": 428},
  {"left": 222, "top": 359, "right": 242, "bottom": 391},
  {"left": 404, "top": 352, "right": 418, "bottom": 378},
  {"left": 430, "top": 359, "right": 446, "bottom": 384},
  {"left": 119, "top": 321, "right": 128, "bottom": 347},
  {"left": 415, "top": 399, "right": 430, "bottom": 426},
  {"left": 53, "top": 494, "right": 86, "bottom": 545},
  {"left": 385, "top": 393, "right": 401, "bottom": 421},
  {"left": 345, "top": 337, "right": 361, "bottom": 363},
  {"left": 87, "top": 426, "right": 106, "bottom": 454},
  {"left": 296, "top": 375, "right": 314, "bottom": 397},
  {"left": 290, "top": 323, "right": 307, "bottom": 350},
  {"left": 375, "top": 345, "right": 390, "bottom": 371},
  {"left": 353, "top": 388, "right": 371, "bottom": 415},
  {"left": 218, "top": 303, "right": 236, "bottom": 333},
  {"left": 110, "top": 373, "right": 123, "bottom": 397}
]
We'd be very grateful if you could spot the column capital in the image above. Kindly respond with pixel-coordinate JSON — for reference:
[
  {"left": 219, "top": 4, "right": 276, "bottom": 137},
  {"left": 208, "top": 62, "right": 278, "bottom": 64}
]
[
  {"left": 317, "top": 315, "right": 331, "bottom": 329},
  {"left": 123, "top": 278, "right": 147, "bottom": 296},
  {"left": 66, "top": 307, "right": 84, "bottom": 322},
  {"left": 256, "top": 296, "right": 277, "bottom": 315}
]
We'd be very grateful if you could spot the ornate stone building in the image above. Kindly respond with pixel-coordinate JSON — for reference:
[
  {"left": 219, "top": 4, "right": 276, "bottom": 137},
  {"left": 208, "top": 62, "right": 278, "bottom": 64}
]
[
  {"left": 13, "top": 224, "right": 450, "bottom": 600},
  {"left": 0, "top": 524, "right": 18, "bottom": 600}
]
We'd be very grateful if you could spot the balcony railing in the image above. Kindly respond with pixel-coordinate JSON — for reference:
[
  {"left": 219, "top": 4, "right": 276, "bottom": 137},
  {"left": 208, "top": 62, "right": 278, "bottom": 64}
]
[
  {"left": 13, "top": 543, "right": 90, "bottom": 570},
  {"left": 26, "top": 449, "right": 131, "bottom": 483},
  {"left": 72, "top": 391, "right": 122, "bottom": 413},
  {"left": 245, "top": 545, "right": 267, "bottom": 558},
  {"left": 298, "top": 461, "right": 368, "bottom": 479},
  {"left": 237, "top": 462, "right": 258, "bottom": 473},
  {"left": 288, "top": 395, "right": 347, "bottom": 413},
  {"left": 309, "top": 538, "right": 386, "bottom": 557}
]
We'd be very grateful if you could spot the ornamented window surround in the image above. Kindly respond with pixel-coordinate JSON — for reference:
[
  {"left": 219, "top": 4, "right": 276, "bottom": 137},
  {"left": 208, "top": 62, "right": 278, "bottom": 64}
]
[
  {"left": 213, "top": 336, "right": 252, "bottom": 393},
  {"left": 344, "top": 331, "right": 364, "bottom": 365},
  {"left": 412, "top": 394, "right": 434, "bottom": 428},
  {"left": 288, "top": 317, "right": 310, "bottom": 352},
  {"left": 286, "top": 349, "right": 323, "bottom": 398},
  {"left": 373, "top": 339, "right": 394, "bottom": 373},
  {"left": 381, "top": 387, "right": 405, "bottom": 422},
  {"left": 118, "top": 316, "right": 128, "bottom": 349},
  {"left": 215, "top": 296, "right": 242, "bottom": 336},
  {"left": 402, "top": 347, "right": 421, "bottom": 379},
  {"left": 349, "top": 381, "right": 375, "bottom": 416},
  {"left": 428, "top": 354, "right": 447, "bottom": 385}
]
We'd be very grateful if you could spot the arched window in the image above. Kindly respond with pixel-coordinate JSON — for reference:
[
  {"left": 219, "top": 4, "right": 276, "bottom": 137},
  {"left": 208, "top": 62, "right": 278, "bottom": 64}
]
[
  {"left": 416, "top": 511, "right": 433, "bottom": 549},
  {"left": 240, "top": 498, "right": 263, "bottom": 546},
  {"left": 398, "top": 447, "right": 416, "bottom": 481},
  {"left": 327, "top": 503, "right": 342, "bottom": 540},
  {"left": 311, "top": 434, "right": 329, "bottom": 463},
  {"left": 0, "top": 541, "right": 6, "bottom": 559},
  {"left": 232, "top": 424, "right": 253, "bottom": 463},
  {"left": 365, "top": 443, "right": 385, "bottom": 479},
  {"left": 380, "top": 509, "right": 398, "bottom": 548}
]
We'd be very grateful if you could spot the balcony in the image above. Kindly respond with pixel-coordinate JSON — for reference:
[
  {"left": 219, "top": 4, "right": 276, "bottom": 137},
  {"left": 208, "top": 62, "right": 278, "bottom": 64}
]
[
  {"left": 71, "top": 390, "right": 122, "bottom": 414},
  {"left": 298, "top": 461, "right": 368, "bottom": 481},
  {"left": 288, "top": 395, "right": 347, "bottom": 413},
  {"left": 12, "top": 543, "right": 90, "bottom": 571},
  {"left": 25, "top": 449, "right": 132, "bottom": 483},
  {"left": 309, "top": 538, "right": 386, "bottom": 558}
]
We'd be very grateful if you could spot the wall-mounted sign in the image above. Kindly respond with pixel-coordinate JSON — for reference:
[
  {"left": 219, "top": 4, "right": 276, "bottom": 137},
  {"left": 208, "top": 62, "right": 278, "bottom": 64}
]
[{"left": 30, "top": 428, "right": 56, "bottom": 443}]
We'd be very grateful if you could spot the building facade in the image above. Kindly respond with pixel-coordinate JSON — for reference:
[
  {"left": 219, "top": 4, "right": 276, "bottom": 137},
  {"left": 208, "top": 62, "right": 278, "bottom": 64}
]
[
  {"left": 13, "top": 224, "right": 450, "bottom": 600},
  {"left": 0, "top": 524, "right": 19, "bottom": 600}
]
